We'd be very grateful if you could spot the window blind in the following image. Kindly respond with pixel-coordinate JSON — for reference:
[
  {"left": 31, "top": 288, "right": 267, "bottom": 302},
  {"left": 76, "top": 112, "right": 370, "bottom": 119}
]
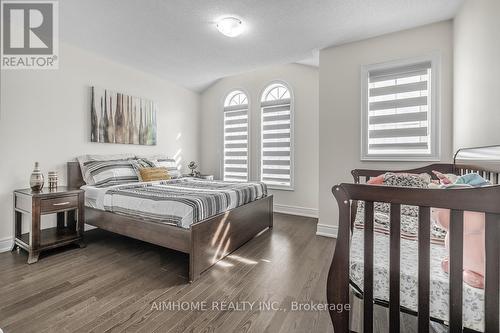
[
  {"left": 261, "top": 98, "right": 292, "bottom": 187},
  {"left": 223, "top": 103, "right": 249, "bottom": 181},
  {"left": 367, "top": 61, "right": 432, "bottom": 156}
]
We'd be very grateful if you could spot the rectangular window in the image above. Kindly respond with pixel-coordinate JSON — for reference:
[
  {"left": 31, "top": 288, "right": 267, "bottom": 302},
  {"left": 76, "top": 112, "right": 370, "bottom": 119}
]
[
  {"left": 223, "top": 102, "right": 249, "bottom": 181},
  {"left": 361, "top": 56, "right": 440, "bottom": 161}
]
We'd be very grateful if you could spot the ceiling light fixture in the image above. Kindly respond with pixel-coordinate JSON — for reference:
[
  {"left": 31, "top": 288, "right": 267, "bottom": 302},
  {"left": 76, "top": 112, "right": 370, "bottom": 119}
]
[{"left": 216, "top": 17, "right": 244, "bottom": 37}]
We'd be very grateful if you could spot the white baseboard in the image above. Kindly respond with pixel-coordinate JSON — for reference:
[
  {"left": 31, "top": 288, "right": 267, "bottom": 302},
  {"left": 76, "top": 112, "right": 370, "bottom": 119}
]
[
  {"left": 316, "top": 224, "right": 338, "bottom": 238},
  {"left": 274, "top": 204, "right": 318, "bottom": 218},
  {"left": 0, "top": 237, "right": 14, "bottom": 253}
]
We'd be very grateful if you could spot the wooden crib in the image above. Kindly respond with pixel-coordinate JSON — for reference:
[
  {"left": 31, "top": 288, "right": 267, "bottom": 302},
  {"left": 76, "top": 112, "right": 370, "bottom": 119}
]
[{"left": 327, "top": 145, "right": 500, "bottom": 333}]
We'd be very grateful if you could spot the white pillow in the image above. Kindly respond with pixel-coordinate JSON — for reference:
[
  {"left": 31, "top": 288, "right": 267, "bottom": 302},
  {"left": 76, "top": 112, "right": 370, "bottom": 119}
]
[
  {"left": 135, "top": 154, "right": 170, "bottom": 161},
  {"left": 152, "top": 158, "right": 181, "bottom": 178},
  {"left": 77, "top": 153, "right": 135, "bottom": 163}
]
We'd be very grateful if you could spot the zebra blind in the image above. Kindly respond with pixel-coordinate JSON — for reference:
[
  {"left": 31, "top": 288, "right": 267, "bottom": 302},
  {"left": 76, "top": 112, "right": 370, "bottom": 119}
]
[
  {"left": 366, "top": 61, "right": 433, "bottom": 157},
  {"left": 223, "top": 91, "right": 249, "bottom": 182},
  {"left": 261, "top": 83, "right": 293, "bottom": 188}
]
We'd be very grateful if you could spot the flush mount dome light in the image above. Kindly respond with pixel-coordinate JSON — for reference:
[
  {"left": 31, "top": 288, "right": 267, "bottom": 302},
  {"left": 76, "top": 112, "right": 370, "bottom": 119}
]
[{"left": 216, "top": 17, "right": 244, "bottom": 37}]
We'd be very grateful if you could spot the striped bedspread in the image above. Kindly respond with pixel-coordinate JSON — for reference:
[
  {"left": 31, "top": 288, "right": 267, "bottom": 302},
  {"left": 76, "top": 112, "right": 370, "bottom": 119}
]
[{"left": 94, "top": 178, "right": 267, "bottom": 229}]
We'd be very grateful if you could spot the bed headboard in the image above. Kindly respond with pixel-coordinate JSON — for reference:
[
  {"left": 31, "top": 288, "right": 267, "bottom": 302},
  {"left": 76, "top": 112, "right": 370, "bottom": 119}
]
[{"left": 67, "top": 161, "right": 85, "bottom": 189}]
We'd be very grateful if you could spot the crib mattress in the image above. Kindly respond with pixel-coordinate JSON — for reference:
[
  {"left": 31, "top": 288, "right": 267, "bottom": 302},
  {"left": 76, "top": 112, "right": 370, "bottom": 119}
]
[{"left": 350, "top": 228, "right": 485, "bottom": 332}]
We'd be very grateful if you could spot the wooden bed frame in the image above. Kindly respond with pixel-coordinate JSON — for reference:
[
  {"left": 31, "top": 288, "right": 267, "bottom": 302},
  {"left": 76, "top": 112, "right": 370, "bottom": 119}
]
[
  {"left": 67, "top": 161, "right": 273, "bottom": 282},
  {"left": 328, "top": 145, "right": 500, "bottom": 333}
]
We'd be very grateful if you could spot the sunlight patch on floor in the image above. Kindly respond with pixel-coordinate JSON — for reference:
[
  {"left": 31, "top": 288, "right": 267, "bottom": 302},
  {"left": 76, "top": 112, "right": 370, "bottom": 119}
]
[{"left": 227, "top": 254, "right": 258, "bottom": 265}]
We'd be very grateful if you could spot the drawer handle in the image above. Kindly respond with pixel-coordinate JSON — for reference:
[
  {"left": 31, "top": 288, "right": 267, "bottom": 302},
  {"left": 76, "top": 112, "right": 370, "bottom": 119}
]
[{"left": 53, "top": 202, "right": 70, "bottom": 206}]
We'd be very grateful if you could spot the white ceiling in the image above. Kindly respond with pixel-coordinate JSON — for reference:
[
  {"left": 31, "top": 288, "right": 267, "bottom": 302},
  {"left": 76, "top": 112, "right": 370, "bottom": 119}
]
[{"left": 60, "top": 0, "right": 463, "bottom": 92}]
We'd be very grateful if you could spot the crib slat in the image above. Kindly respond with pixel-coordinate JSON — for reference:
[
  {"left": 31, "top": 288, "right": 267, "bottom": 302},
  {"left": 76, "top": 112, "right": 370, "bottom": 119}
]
[
  {"left": 449, "top": 209, "right": 464, "bottom": 333},
  {"left": 364, "top": 201, "right": 374, "bottom": 333},
  {"left": 485, "top": 213, "right": 500, "bottom": 333},
  {"left": 389, "top": 204, "right": 400, "bottom": 333},
  {"left": 418, "top": 206, "right": 430, "bottom": 332}
]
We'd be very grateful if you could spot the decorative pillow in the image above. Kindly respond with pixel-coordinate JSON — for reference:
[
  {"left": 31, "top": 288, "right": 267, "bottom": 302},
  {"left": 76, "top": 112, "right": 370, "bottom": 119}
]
[
  {"left": 138, "top": 167, "right": 171, "bottom": 182},
  {"left": 382, "top": 172, "right": 430, "bottom": 188},
  {"left": 130, "top": 158, "right": 156, "bottom": 174},
  {"left": 152, "top": 158, "right": 181, "bottom": 178},
  {"left": 366, "top": 172, "right": 431, "bottom": 187},
  {"left": 80, "top": 160, "right": 139, "bottom": 187},
  {"left": 77, "top": 154, "right": 136, "bottom": 184}
]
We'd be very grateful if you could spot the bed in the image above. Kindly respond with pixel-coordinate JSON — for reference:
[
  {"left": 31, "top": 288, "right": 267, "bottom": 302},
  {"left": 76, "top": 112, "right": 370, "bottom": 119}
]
[
  {"left": 67, "top": 161, "right": 273, "bottom": 282},
  {"left": 327, "top": 145, "right": 500, "bottom": 333}
]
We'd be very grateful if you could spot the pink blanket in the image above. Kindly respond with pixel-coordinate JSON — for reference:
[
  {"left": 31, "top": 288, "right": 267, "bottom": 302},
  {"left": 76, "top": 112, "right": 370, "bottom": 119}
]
[{"left": 432, "top": 208, "right": 485, "bottom": 289}]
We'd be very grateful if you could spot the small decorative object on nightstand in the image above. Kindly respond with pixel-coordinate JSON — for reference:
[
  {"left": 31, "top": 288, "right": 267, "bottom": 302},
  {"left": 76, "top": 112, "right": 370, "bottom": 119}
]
[
  {"left": 48, "top": 171, "right": 58, "bottom": 190},
  {"left": 13, "top": 187, "right": 85, "bottom": 264},
  {"left": 29, "top": 162, "right": 44, "bottom": 192},
  {"left": 188, "top": 161, "right": 198, "bottom": 176}
]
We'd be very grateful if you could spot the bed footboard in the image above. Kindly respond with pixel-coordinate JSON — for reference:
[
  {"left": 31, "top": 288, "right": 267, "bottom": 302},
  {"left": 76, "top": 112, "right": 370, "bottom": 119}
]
[
  {"left": 189, "top": 195, "right": 273, "bottom": 282},
  {"left": 328, "top": 183, "right": 500, "bottom": 333}
]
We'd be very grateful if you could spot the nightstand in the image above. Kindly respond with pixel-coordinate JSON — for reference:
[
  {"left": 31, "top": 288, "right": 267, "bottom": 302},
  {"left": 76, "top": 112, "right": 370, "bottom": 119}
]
[{"left": 13, "top": 187, "right": 85, "bottom": 264}]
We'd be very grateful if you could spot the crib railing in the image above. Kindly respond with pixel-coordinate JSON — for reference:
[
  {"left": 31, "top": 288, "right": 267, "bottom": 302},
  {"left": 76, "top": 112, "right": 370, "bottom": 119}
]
[
  {"left": 328, "top": 183, "right": 500, "bottom": 333},
  {"left": 455, "top": 165, "right": 500, "bottom": 185},
  {"left": 349, "top": 163, "right": 455, "bottom": 230},
  {"left": 351, "top": 163, "right": 454, "bottom": 184},
  {"left": 351, "top": 163, "right": 500, "bottom": 186}
]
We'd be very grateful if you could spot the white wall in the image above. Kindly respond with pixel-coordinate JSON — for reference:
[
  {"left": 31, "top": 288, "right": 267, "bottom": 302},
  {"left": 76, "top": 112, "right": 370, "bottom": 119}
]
[
  {"left": 200, "top": 64, "right": 319, "bottom": 217},
  {"left": 318, "top": 21, "right": 454, "bottom": 236},
  {"left": 453, "top": 0, "right": 500, "bottom": 150},
  {"left": 0, "top": 42, "right": 200, "bottom": 251}
]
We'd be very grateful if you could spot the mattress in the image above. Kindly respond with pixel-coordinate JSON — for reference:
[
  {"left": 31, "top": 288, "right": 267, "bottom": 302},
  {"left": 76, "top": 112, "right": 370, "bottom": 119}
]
[
  {"left": 82, "top": 178, "right": 267, "bottom": 229},
  {"left": 350, "top": 228, "right": 485, "bottom": 332},
  {"left": 81, "top": 184, "right": 107, "bottom": 209}
]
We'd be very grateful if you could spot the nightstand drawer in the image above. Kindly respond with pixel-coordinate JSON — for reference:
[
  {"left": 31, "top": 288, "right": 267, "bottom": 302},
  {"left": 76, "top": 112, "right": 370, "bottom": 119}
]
[{"left": 40, "top": 195, "right": 79, "bottom": 213}]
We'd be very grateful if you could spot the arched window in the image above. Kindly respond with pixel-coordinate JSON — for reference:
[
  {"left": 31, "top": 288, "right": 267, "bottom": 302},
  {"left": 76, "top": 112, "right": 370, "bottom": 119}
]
[
  {"left": 260, "top": 82, "right": 293, "bottom": 189},
  {"left": 223, "top": 90, "right": 249, "bottom": 182}
]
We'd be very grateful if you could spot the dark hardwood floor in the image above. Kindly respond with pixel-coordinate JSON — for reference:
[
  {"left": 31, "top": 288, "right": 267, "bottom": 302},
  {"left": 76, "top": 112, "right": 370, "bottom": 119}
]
[{"left": 0, "top": 213, "right": 335, "bottom": 333}]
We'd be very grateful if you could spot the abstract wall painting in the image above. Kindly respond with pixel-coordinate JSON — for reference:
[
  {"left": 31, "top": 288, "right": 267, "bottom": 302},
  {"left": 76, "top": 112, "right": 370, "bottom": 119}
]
[{"left": 90, "top": 86, "right": 157, "bottom": 145}]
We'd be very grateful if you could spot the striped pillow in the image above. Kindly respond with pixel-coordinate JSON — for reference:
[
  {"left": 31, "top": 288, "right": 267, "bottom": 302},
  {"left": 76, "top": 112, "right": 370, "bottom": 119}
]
[
  {"left": 81, "top": 160, "right": 139, "bottom": 187},
  {"left": 153, "top": 158, "right": 181, "bottom": 178},
  {"left": 130, "top": 158, "right": 156, "bottom": 174}
]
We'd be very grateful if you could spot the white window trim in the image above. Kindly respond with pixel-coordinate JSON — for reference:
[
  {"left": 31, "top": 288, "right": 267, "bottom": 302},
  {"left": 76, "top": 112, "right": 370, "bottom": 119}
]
[
  {"left": 360, "top": 53, "right": 441, "bottom": 161},
  {"left": 221, "top": 88, "right": 251, "bottom": 181},
  {"left": 259, "top": 80, "right": 295, "bottom": 191}
]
